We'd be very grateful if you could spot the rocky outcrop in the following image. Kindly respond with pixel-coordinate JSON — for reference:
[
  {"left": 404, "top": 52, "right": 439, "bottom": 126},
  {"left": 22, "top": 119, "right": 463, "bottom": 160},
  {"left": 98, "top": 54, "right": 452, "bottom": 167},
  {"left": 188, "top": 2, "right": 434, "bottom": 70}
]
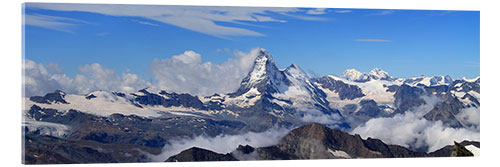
[{"left": 165, "top": 147, "right": 238, "bottom": 162}]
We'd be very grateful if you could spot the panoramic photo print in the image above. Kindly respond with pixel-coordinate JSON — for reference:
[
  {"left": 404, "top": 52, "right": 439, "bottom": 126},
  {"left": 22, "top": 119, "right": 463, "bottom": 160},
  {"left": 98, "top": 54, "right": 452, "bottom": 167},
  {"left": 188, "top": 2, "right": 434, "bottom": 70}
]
[{"left": 22, "top": 3, "right": 479, "bottom": 164}]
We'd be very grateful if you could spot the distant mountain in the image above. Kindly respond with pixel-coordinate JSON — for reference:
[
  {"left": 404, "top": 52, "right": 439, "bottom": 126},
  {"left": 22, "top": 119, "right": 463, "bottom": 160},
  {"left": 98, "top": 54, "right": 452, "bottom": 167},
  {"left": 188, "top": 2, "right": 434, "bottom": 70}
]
[
  {"left": 404, "top": 75, "right": 454, "bottom": 87},
  {"left": 341, "top": 68, "right": 393, "bottom": 82}
]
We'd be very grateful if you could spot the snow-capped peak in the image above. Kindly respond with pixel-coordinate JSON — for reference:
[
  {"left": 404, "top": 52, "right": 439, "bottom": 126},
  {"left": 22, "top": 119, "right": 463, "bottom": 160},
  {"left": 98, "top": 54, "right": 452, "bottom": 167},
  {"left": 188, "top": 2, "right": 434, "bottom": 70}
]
[
  {"left": 285, "top": 64, "right": 309, "bottom": 80},
  {"left": 461, "top": 76, "right": 480, "bottom": 83},
  {"left": 342, "top": 69, "right": 370, "bottom": 82},
  {"left": 230, "top": 49, "right": 287, "bottom": 96},
  {"left": 245, "top": 49, "right": 276, "bottom": 84},
  {"left": 369, "top": 68, "right": 392, "bottom": 80}
]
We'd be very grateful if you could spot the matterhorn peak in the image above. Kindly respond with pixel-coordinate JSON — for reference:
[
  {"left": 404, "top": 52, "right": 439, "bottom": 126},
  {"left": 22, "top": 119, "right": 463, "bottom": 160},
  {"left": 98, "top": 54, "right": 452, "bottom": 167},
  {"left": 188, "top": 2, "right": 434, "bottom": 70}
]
[{"left": 230, "top": 48, "right": 286, "bottom": 96}]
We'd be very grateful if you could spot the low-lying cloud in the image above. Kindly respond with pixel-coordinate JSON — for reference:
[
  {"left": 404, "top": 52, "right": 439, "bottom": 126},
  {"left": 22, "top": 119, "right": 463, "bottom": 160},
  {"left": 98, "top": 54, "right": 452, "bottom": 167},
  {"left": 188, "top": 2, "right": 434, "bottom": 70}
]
[
  {"left": 147, "top": 126, "right": 291, "bottom": 161},
  {"left": 456, "top": 107, "right": 480, "bottom": 131},
  {"left": 351, "top": 96, "right": 480, "bottom": 152}
]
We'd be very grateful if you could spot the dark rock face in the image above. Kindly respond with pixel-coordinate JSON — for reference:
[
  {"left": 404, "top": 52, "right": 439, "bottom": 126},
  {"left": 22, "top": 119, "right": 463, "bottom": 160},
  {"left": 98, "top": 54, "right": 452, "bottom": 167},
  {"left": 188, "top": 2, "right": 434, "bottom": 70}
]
[
  {"left": 314, "top": 76, "right": 365, "bottom": 100},
  {"left": 132, "top": 89, "right": 222, "bottom": 111},
  {"left": 170, "top": 123, "right": 477, "bottom": 161},
  {"left": 25, "top": 105, "right": 246, "bottom": 150},
  {"left": 165, "top": 147, "right": 238, "bottom": 162},
  {"left": 255, "top": 123, "right": 427, "bottom": 160},
  {"left": 23, "top": 133, "right": 160, "bottom": 164},
  {"left": 29, "top": 90, "right": 69, "bottom": 104},
  {"left": 85, "top": 94, "right": 97, "bottom": 100},
  {"left": 451, "top": 141, "right": 474, "bottom": 157},
  {"left": 430, "top": 141, "right": 478, "bottom": 157},
  {"left": 393, "top": 85, "right": 425, "bottom": 114},
  {"left": 422, "top": 78, "right": 480, "bottom": 128},
  {"left": 236, "top": 145, "right": 255, "bottom": 154},
  {"left": 356, "top": 99, "right": 383, "bottom": 117},
  {"left": 423, "top": 97, "right": 465, "bottom": 128},
  {"left": 342, "top": 104, "right": 358, "bottom": 114}
]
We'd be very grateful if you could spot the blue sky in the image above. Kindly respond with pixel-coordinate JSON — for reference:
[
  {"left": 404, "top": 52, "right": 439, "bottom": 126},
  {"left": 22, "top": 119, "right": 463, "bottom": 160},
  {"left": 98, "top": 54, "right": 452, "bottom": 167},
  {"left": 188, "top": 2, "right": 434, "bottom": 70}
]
[{"left": 23, "top": 3, "right": 479, "bottom": 95}]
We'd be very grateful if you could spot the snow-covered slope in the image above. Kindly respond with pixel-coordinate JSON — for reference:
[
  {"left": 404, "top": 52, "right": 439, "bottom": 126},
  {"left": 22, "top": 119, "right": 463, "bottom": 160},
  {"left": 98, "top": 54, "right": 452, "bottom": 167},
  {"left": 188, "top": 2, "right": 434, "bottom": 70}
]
[
  {"left": 22, "top": 119, "right": 71, "bottom": 138},
  {"left": 229, "top": 49, "right": 330, "bottom": 112},
  {"left": 341, "top": 68, "right": 393, "bottom": 82},
  {"left": 316, "top": 75, "right": 400, "bottom": 114},
  {"left": 342, "top": 69, "right": 370, "bottom": 82},
  {"left": 404, "top": 75, "right": 453, "bottom": 87},
  {"left": 369, "top": 68, "right": 392, "bottom": 80},
  {"left": 24, "top": 89, "right": 238, "bottom": 118}
]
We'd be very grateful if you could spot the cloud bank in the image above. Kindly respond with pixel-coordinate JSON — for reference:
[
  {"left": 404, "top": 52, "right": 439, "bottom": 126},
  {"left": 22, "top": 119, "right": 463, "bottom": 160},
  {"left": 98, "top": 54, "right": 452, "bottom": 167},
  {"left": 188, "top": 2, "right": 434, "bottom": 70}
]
[
  {"left": 148, "top": 126, "right": 291, "bottom": 161},
  {"left": 150, "top": 48, "right": 261, "bottom": 96},
  {"left": 23, "top": 60, "right": 151, "bottom": 97},
  {"left": 351, "top": 96, "right": 480, "bottom": 152},
  {"left": 23, "top": 48, "right": 264, "bottom": 97}
]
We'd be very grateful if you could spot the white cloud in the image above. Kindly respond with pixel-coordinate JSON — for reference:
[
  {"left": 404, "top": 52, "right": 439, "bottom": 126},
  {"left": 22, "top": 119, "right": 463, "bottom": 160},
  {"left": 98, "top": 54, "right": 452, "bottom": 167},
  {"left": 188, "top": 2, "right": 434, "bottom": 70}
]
[
  {"left": 147, "top": 126, "right": 291, "bottom": 161},
  {"left": 23, "top": 48, "right": 262, "bottom": 97},
  {"left": 22, "top": 60, "right": 150, "bottom": 97},
  {"left": 301, "top": 112, "right": 343, "bottom": 125},
  {"left": 351, "top": 96, "right": 480, "bottom": 152},
  {"left": 24, "top": 13, "right": 89, "bottom": 33},
  {"left": 306, "top": 8, "right": 327, "bottom": 15},
  {"left": 24, "top": 3, "right": 325, "bottom": 38},
  {"left": 23, "top": 59, "right": 63, "bottom": 97},
  {"left": 45, "top": 63, "right": 63, "bottom": 74},
  {"left": 132, "top": 20, "right": 159, "bottom": 27},
  {"left": 456, "top": 107, "right": 480, "bottom": 131},
  {"left": 151, "top": 48, "right": 261, "bottom": 96},
  {"left": 334, "top": 10, "right": 352, "bottom": 13}
]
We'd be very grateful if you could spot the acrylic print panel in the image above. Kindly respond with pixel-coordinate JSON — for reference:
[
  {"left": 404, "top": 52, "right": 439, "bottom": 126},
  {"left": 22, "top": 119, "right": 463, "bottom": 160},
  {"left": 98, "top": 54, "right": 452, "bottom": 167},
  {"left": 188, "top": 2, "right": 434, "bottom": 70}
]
[{"left": 22, "top": 2, "right": 480, "bottom": 164}]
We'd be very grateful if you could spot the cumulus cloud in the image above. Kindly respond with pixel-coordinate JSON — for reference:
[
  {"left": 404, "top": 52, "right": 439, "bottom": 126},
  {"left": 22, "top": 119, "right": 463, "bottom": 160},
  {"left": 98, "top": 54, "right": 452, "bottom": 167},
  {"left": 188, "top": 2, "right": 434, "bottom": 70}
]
[
  {"left": 22, "top": 60, "right": 151, "bottom": 97},
  {"left": 24, "top": 48, "right": 263, "bottom": 97},
  {"left": 147, "top": 126, "right": 291, "bottom": 161},
  {"left": 151, "top": 48, "right": 261, "bottom": 96},
  {"left": 23, "top": 59, "right": 63, "bottom": 97},
  {"left": 351, "top": 96, "right": 480, "bottom": 152}
]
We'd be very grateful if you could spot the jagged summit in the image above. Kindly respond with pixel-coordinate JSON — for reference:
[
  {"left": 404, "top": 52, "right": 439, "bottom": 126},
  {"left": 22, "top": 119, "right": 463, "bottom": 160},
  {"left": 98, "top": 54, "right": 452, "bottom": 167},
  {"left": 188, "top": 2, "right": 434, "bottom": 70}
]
[
  {"left": 29, "top": 90, "right": 69, "bottom": 104},
  {"left": 230, "top": 49, "right": 288, "bottom": 97},
  {"left": 369, "top": 68, "right": 392, "bottom": 80}
]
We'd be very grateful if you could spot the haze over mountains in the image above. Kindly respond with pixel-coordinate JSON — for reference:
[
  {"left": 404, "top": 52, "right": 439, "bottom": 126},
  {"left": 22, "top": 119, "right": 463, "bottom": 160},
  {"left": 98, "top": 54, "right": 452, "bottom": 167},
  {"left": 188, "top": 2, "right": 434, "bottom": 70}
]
[{"left": 22, "top": 48, "right": 480, "bottom": 164}]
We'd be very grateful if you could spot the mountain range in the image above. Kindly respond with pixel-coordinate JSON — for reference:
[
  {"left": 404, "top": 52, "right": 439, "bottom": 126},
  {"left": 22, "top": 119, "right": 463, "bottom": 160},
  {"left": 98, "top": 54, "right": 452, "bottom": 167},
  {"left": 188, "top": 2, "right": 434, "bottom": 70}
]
[
  {"left": 166, "top": 123, "right": 479, "bottom": 162},
  {"left": 22, "top": 49, "right": 480, "bottom": 164}
]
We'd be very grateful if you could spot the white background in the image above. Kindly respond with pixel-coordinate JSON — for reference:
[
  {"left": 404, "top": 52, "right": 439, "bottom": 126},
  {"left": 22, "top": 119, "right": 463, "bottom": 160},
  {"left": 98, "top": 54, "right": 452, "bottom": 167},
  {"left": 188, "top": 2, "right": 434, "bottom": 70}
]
[{"left": 1, "top": 0, "right": 498, "bottom": 167}]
